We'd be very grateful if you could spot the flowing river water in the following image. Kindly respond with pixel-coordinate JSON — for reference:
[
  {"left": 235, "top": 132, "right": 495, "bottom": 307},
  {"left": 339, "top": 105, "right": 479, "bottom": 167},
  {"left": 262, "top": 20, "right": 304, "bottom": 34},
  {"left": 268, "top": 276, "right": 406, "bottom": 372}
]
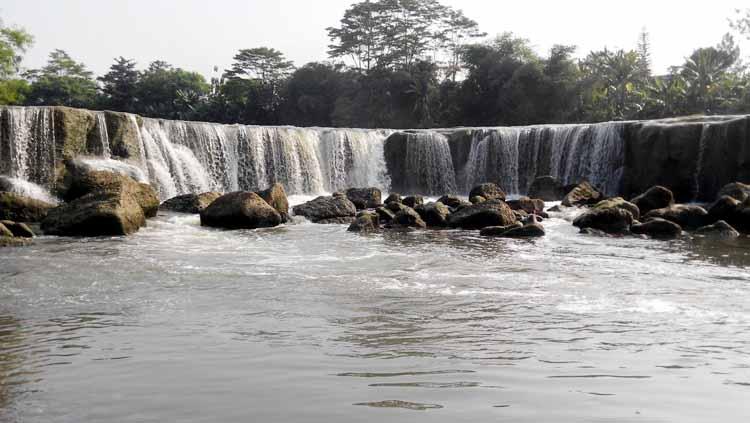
[{"left": 1, "top": 203, "right": 749, "bottom": 422}]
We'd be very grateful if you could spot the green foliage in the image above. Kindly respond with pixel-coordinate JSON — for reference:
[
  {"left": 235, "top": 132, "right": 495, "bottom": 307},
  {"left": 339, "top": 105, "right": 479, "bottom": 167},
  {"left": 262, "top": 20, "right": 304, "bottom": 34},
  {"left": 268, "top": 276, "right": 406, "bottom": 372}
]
[
  {"left": 135, "top": 61, "right": 210, "bottom": 120},
  {"left": 0, "top": 18, "right": 33, "bottom": 105},
  {"left": 24, "top": 49, "right": 98, "bottom": 108},
  {"left": 98, "top": 57, "right": 139, "bottom": 112}
]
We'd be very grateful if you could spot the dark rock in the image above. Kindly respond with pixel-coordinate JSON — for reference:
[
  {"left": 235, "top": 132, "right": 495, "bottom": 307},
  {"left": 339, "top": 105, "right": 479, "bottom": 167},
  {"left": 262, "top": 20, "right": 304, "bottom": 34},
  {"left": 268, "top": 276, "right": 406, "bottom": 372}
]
[
  {"left": 348, "top": 212, "right": 380, "bottom": 233},
  {"left": 501, "top": 223, "right": 546, "bottom": 238},
  {"left": 317, "top": 217, "right": 356, "bottom": 224},
  {"left": 415, "top": 202, "right": 450, "bottom": 227},
  {"left": 573, "top": 207, "right": 634, "bottom": 234},
  {"left": 631, "top": 186, "right": 675, "bottom": 215},
  {"left": 580, "top": 228, "right": 611, "bottom": 237},
  {"left": 593, "top": 197, "right": 641, "bottom": 220},
  {"left": 384, "top": 193, "right": 402, "bottom": 204},
  {"left": 547, "top": 205, "right": 563, "bottom": 213},
  {"left": 644, "top": 205, "right": 709, "bottom": 229},
  {"left": 292, "top": 195, "right": 357, "bottom": 224},
  {"left": 391, "top": 206, "right": 426, "bottom": 229},
  {"left": 507, "top": 197, "right": 545, "bottom": 215},
  {"left": 562, "top": 181, "right": 602, "bottom": 207},
  {"left": 0, "top": 192, "right": 55, "bottom": 223},
  {"left": 695, "top": 220, "right": 740, "bottom": 239},
  {"left": 256, "top": 183, "right": 290, "bottom": 222},
  {"left": 0, "top": 222, "right": 14, "bottom": 238},
  {"left": 161, "top": 192, "right": 222, "bottom": 214},
  {"left": 479, "top": 222, "right": 523, "bottom": 237},
  {"left": 375, "top": 206, "right": 395, "bottom": 223},
  {"left": 437, "top": 195, "right": 462, "bottom": 208},
  {"left": 469, "top": 183, "right": 505, "bottom": 201},
  {"left": 469, "top": 196, "right": 486, "bottom": 204},
  {"left": 386, "top": 201, "right": 408, "bottom": 213},
  {"left": 448, "top": 199, "right": 517, "bottom": 230},
  {"left": 528, "top": 176, "right": 564, "bottom": 201},
  {"left": 0, "top": 220, "right": 34, "bottom": 238},
  {"left": 402, "top": 195, "right": 424, "bottom": 208},
  {"left": 631, "top": 218, "right": 682, "bottom": 239},
  {"left": 717, "top": 182, "right": 750, "bottom": 202},
  {"left": 346, "top": 187, "right": 382, "bottom": 210},
  {"left": 708, "top": 195, "right": 741, "bottom": 223},
  {"left": 200, "top": 192, "right": 282, "bottom": 229}
]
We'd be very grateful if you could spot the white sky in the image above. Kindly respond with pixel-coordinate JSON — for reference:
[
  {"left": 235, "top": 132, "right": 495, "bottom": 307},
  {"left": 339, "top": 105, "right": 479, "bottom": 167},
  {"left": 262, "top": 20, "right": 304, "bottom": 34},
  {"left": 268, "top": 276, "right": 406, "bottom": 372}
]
[{"left": 2, "top": 0, "right": 748, "bottom": 78}]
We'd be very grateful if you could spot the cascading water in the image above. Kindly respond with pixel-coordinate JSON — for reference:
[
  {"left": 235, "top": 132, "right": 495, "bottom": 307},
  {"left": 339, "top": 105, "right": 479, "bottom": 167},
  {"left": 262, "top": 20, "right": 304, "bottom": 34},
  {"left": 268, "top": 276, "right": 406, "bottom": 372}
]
[
  {"left": 0, "top": 107, "right": 57, "bottom": 189},
  {"left": 95, "top": 112, "right": 111, "bottom": 157}
]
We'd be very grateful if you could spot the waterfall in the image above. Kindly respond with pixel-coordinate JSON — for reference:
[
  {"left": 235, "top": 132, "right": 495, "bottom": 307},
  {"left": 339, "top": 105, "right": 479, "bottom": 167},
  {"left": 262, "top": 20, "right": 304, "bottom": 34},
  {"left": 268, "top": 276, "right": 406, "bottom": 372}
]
[
  {"left": 95, "top": 112, "right": 111, "bottom": 157},
  {"left": 0, "top": 107, "right": 57, "bottom": 188}
]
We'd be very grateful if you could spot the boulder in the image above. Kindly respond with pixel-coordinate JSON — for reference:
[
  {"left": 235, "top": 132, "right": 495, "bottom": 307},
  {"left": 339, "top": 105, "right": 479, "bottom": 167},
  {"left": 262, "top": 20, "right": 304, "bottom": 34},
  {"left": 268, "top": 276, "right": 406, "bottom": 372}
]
[
  {"left": 469, "top": 183, "right": 505, "bottom": 201},
  {"left": 447, "top": 199, "right": 516, "bottom": 230},
  {"left": 479, "top": 222, "right": 523, "bottom": 237},
  {"left": 0, "top": 192, "right": 55, "bottom": 222},
  {"left": 437, "top": 195, "right": 462, "bottom": 208},
  {"left": 402, "top": 195, "right": 424, "bottom": 208},
  {"left": 63, "top": 168, "right": 159, "bottom": 218},
  {"left": 573, "top": 207, "right": 634, "bottom": 234},
  {"left": 415, "top": 202, "right": 451, "bottom": 227},
  {"left": 390, "top": 206, "right": 427, "bottom": 229},
  {"left": 386, "top": 201, "right": 408, "bottom": 213},
  {"left": 708, "top": 195, "right": 741, "bottom": 223},
  {"left": 630, "top": 186, "right": 675, "bottom": 215},
  {"left": 256, "top": 183, "right": 290, "bottom": 222},
  {"left": 469, "top": 196, "right": 486, "bottom": 204},
  {"left": 200, "top": 192, "right": 282, "bottom": 229},
  {"left": 375, "top": 206, "right": 395, "bottom": 223},
  {"left": 347, "top": 212, "right": 380, "bottom": 233},
  {"left": 507, "top": 197, "right": 546, "bottom": 215},
  {"left": 593, "top": 197, "right": 641, "bottom": 220},
  {"left": 694, "top": 220, "right": 741, "bottom": 239},
  {"left": 292, "top": 194, "right": 357, "bottom": 224},
  {"left": 161, "top": 192, "right": 222, "bottom": 214},
  {"left": 561, "top": 181, "right": 602, "bottom": 207},
  {"left": 0, "top": 220, "right": 34, "bottom": 238},
  {"left": 346, "top": 188, "right": 382, "bottom": 210},
  {"left": 501, "top": 223, "right": 546, "bottom": 238},
  {"left": 0, "top": 222, "right": 14, "bottom": 238},
  {"left": 528, "top": 176, "right": 565, "bottom": 201},
  {"left": 717, "top": 182, "right": 750, "bottom": 202},
  {"left": 644, "top": 205, "right": 709, "bottom": 230},
  {"left": 630, "top": 218, "right": 682, "bottom": 239},
  {"left": 384, "top": 193, "right": 402, "bottom": 204}
]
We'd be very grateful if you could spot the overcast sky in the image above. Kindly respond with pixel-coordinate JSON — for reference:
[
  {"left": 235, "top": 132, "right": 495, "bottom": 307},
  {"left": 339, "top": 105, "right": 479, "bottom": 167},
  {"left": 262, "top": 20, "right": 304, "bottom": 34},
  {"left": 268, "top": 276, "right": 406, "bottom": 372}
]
[{"left": 2, "top": 0, "right": 748, "bottom": 78}]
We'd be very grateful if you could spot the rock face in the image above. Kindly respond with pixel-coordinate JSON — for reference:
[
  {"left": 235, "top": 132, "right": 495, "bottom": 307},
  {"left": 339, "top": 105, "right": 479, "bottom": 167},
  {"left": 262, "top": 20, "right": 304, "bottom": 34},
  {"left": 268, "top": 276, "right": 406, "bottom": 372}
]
[
  {"left": 562, "top": 181, "right": 602, "bottom": 207},
  {"left": 292, "top": 194, "right": 357, "bottom": 224},
  {"left": 415, "top": 202, "right": 451, "bottom": 227},
  {"left": 347, "top": 212, "right": 380, "bottom": 233},
  {"left": 573, "top": 207, "right": 634, "bottom": 234},
  {"left": 593, "top": 197, "right": 641, "bottom": 220},
  {"left": 469, "top": 183, "right": 506, "bottom": 201},
  {"left": 695, "top": 220, "right": 740, "bottom": 239},
  {"left": 448, "top": 199, "right": 516, "bottom": 230},
  {"left": 644, "top": 205, "right": 709, "bottom": 229},
  {"left": 717, "top": 182, "right": 750, "bottom": 202},
  {"left": 631, "top": 186, "right": 674, "bottom": 215},
  {"left": 631, "top": 218, "right": 682, "bottom": 239},
  {"left": 402, "top": 195, "right": 424, "bottom": 208},
  {"left": 161, "top": 192, "right": 222, "bottom": 214},
  {"left": 528, "top": 176, "right": 564, "bottom": 201},
  {"left": 256, "top": 183, "right": 290, "bottom": 222},
  {"left": 346, "top": 188, "right": 382, "bottom": 210},
  {"left": 200, "top": 192, "right": 282, "bottom": 229},
  {"left": 0, "top": 192, "right": 55, "bottom": 222},
  {"left": 0, "top": 220, "right": 34, "bottom": 238},
  {"left": 42, "top": 171, "right": 160, "bottom": 236}
]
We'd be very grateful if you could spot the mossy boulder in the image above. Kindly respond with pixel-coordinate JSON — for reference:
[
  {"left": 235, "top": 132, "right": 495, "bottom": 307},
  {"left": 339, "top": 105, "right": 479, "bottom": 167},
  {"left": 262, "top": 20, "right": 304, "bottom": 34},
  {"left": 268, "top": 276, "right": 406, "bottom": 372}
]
[
  {"left": 346, "top": 188, "right": 382, "bottom": 210},
  {"left": 161, "top": 192, "right": 222, "bottom": 214},
  {"left": 348, "top": 211, "right": 380, "bottom": 233},
  {"left": 415, "top": 202, "right": 451, "bottom": 227},
  {"left": 200, "top": 191, "right": 282, "bottom": 230},
  {"left": 256, "top": 183, "right": 289, "bottom": 222},
  {"left": 0, "top": 192, "right": 55, "bottom": 222},
  {"left": 573, "top": 207, "right": 634, "bottom": 234},
  {"left": 593, "top": 197, "right": 641, "bottom": 221},
  {"left": 469, "top": 183, "right": 506, "bottom": 201},
  {"left": 631, "top": 185, "right": 674, "bottom": 215},
  {"left": 448, "top": 199, "right": 516, "bottom": 230},
  {"left": 528, "top": 176, "right": 564, "bottom": 201},
  {"left": 0, "top": 220, "right": 34, "bottom": 238},
  {"left": 644, "top": 205, "right": 709, "bottom": 230},
  {"left": 562, "top": 181, "right": 602, "bottom": 207},
  {"left": 292, "top": 194, "right": 357, "bottom": 224},
  {"left": 631, "top": 218, "right": 682, "bottom": 239}
]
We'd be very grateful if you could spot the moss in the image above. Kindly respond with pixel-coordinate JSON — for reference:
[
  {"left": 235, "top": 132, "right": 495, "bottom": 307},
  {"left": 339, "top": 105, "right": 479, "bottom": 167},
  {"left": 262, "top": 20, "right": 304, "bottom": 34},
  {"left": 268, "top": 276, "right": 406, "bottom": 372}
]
[{"left": 53, "top": 106, "right": 97, "bottom": 159}]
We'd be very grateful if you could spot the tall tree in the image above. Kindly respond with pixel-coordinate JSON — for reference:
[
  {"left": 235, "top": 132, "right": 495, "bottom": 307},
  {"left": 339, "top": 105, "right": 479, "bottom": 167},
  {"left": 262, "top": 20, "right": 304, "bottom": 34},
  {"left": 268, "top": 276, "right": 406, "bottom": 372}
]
[
  {"left": 326, "top": 0, "right": 383, "bottom": 73},
  {"left": 24, "top": 49, "right": 98, "bottom": 108},
  {"left": 637, "top": 27, "right": 652, "bottom": 76},
  {"left": 438, "top": 7, "right": 485, "bottom": 81},
  {"left": 98, "top": 57, "right": 139, "bottom": 112},
  {"left": 0, "top": 18, "right": 33, "bottom": 105},
  {"left": 224, "top": 47, "right": 294, "bottom": 82},
  {"left": 136, "top": 60, "right": 210, "bottom": 120}
]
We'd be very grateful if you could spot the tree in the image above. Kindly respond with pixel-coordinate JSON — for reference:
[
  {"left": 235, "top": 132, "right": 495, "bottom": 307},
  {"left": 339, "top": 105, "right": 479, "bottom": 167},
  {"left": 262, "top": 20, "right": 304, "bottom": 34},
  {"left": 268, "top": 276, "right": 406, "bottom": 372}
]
[
  {"left": 136, "top": 60, "right": 210, "bottom": 120},
  {"left": 637, "top": 27, "right": 652, "bottom": 76},
  {"left": 730, "top": 8, "right": 750, "bottom": 41},
  {"left": 282, "top": 62, "right": 348, "bottom": 126},
  {"left": 24, "top": 49, "right": 98, "bottom": 108},
  {"left": 0, "top": 18, "right": 33, "bottom": 104},
  {"left": 224, "top": 47, "right": 294, "bottom": 82},
  {"left": 98, "top": 57, "right": 139, "bottom": 112},
  {"left": 578, "top": 49, "right": 649, "bottom": 121},
  {"left": 681, "top": 42, "right": 738, "bottom": 113},
  {"left": 437, "top": 7, "right": 485, "bottom": 81},
  {"left": 327, "top": 0, "right": 383, "bottom": 73}
]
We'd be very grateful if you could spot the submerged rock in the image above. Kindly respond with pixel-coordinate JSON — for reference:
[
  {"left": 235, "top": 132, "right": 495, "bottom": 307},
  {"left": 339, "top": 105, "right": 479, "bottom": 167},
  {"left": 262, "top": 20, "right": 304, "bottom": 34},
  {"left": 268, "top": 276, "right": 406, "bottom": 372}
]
[
  {"left": 347, "top": 211, "right": 380, "bottom": 233},
  {"left": 292, "top": 194, "right": 357, "bottom": 224},
  {"left": 161, "top": 192, "right": 222, "bottom": 214},
  {"left": 0, "top": 192, "right": 55, "bottom": 222},
  {"left": 469, "top": 183, "right": 505, "bottom": 201},
  {"left": 200, "top": 191, "right": 282, "bottom": 229},
  {"left": 402, "top": 195, "right": 424, "bottom": 208},
  {"left": 562, "top": 181, "right": 602, "bottom": 207},
  {"left": 631, "top": 186, "right": 675, "bottom": 215},
  {"left": 256, "top": 183, "right": 290, "bottom": 222},
  {"left": 573, "top": 207, "right": 634, "bottom": 234},
  {"left": 631, "top": 218, "right": 682, "bottom": 239},
  {"left": 593, "top": 197, "right": 641, "bottom": 220},
  {"left": 415, "top": 202, "right": 451, "bottom": 227},
  {"left": 448, "top": 199, "right": 516, "bottom": 230},
  {"left": 502, "top": 223, "right": 545, "bottom": 238},
  {"left": 694, "top": 220, "right": 741, "bottom": 239},
  {"left": 346, "top": 187, "right": 382, "bottom": 210},
  {"left": 528, "top": 176, "right": 564, "bottom": 201},
  {"left": 644, "top": 205, "right": 709, "bottom": 229},
  {"left": 479, "top": 222, "right": 523, "bottom": 237},
  {"left": 0, "top": 220, "right": 34, "bottom": 238}
]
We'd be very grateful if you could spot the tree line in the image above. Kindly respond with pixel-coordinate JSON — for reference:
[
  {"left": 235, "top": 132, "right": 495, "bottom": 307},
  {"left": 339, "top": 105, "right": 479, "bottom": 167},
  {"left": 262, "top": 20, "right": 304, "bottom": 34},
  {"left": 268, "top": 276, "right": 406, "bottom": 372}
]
[{"left": 1, "top": 2, "right": 750, "bottom": 128}]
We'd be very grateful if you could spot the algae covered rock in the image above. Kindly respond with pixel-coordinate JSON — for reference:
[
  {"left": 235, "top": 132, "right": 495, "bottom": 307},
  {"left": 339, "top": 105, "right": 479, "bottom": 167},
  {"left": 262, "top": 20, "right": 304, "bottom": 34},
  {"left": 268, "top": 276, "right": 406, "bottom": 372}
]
[
  {"left": 292, "top": 194, "right": 357, "bottom": 224},
  {"left": 0, "top": 191, "right": 55, "bottom": 222},
  {"left": 161, "top": 192, "right": 222, "bottom": 214},
  {"left": 562, "top": 181, "right": 602, "bottom": 207},
  {"left": 448, "top": 199, "right": 516, "bottom": 230},
  {"left": 200, "top": 191, "right": 282, "bottom": 230}
]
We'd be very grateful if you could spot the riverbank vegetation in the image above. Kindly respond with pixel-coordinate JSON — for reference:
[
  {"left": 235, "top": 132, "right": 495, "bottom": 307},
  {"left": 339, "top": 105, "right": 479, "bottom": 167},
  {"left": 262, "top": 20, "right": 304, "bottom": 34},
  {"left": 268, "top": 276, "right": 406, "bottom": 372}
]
[{"left": 1, "top": 2, "right": 750, "bottom": 128}]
